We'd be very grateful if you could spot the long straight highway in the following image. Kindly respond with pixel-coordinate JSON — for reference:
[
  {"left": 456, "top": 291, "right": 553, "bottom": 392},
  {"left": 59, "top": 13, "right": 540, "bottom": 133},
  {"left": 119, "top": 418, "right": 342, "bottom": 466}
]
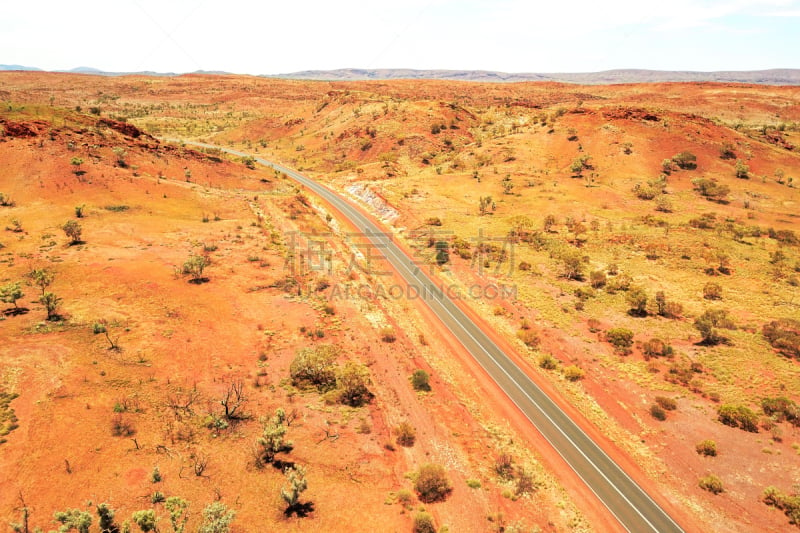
[{"left": 183, "top": 141, "right": 685, "bottom": 533}]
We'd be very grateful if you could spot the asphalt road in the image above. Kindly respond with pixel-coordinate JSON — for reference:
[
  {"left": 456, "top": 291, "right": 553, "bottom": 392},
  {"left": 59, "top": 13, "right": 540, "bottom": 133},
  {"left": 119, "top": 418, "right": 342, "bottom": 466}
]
[{"left": 185, "top": 142, "right": 685, "bottom": 533}]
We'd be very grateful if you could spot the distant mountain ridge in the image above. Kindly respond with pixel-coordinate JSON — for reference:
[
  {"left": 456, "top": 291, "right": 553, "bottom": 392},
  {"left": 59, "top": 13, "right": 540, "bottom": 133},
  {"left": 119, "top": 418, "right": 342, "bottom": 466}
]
[
  {"left": 3, "top": 64, "right": 800, "bottom": 84},
  {"left": 270, "top": 68, "right": 800, "bottom": 85}
]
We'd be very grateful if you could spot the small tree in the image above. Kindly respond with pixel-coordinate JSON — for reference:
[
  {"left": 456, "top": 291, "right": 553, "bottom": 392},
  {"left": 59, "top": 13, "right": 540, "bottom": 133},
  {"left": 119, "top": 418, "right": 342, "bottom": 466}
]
[
  {"left": 28, "top": 267, "right": 54, "bottom": 296},
  {"left": 41, "top": 292, "right": 62, "bottom": 320},
  {"left": 70, "top": 157, "right": 84, "bottom": 174},
  {"left": 0, "top": 282, "right": 23, "bottom": 309},
  {"left": 694, "top": 309, "right": 735, "bottom": 345},
  {"left": 53, "top": 509, "right": 92, "bottom": 533},
  {"left": 219, "top": 380, "right": 248, "bottom": 420},
  {"left": 93, "top": 321, "right": 119, "bottom": 351},
  {"left": 414, "top": 464, "right": 453, "bottom": 503},
  {"left": 197, "top": 502, "right": 235, "bottom": 533},
  {"left": 734, "top": 159, "right": 749, "bottom": 179},
  {"left": 411, "top": 369, "right": 431, "bottom": 391},
  {"left": 281, "top": 465, "right": 309, "bottom": 514},
  {"left": 164, "top": 497, "right": 189, "bottom": 533},
  {"left": 626, "top": 286, "right": 648, "bottom": 316},
  {"left": 62, "top": 220, "right": 83, "bottom": 245}
]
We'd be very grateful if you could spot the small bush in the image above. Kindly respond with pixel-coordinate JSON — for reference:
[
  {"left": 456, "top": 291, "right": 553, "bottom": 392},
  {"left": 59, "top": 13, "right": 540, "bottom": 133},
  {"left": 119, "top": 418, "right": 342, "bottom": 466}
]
[
  {"left": 650, "top": 404, "right": 667, "bottom": 421},
  {"left": 380, "top": 327, "right": 396, "bottom": 343},
  {"left": 762, "top": 319, "right": 800, "bottom": 358},
  {"left": 494, "top": 453, "right": 514, "bottom": 480},
  {"left": 655, "top": 396, "right": 677, "bottom": 411},
  {"left": 414, "top": 464, "right": 453, "bottom": 503},
  {"left": 699, "top": 474, "right": 724, "bottom": 494},
  {"left": 562, "top": 365, "right": 585, "bottom": 381},
  {"left": 717, "top": 404, "right": 759, "bottom": 432},
  {"left": 413, "top": 512, "right": 436, "bottom": 533},
  {"left": 703, "top": 282, "right": 723, "bottom": 300},
  {"left": 111, "top": 414, "right": 136, "bottom": 436},
  {"left": 538, "top": 354, "right": 558, "bottom": 370},
  {"left": 466, "top": 478, "right": 481, "bottom": 489},
  {"left": 643, "top": 338, "right": 674, "bottom": 358},
  {"left": 696, "top": 440, "right": 717, "bottom": 457},
  {"left": 395, "top": 422, "right": 416, "bottom": 447},
  {"left": 411, "top": 369, "right": 431, "bottom": 391},
  {"left": 606, "top": 328, "right": 634, "bottom": 354},
  {"left": 516, "top": 329, "right": 539, "bottom": 348}
]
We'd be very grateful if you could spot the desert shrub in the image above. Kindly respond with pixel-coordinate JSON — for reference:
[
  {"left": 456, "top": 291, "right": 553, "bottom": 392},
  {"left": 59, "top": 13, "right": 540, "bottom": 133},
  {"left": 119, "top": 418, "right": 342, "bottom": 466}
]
[
  {"left": 761, "top": 397, "right": 799, "bottom": 423},
  {"left": 655, "top": 396, "right": 677, "bottom": 411},
  {"left": 734, "top": 159, "right": 750, "bottom": 179},
  {"left": 494, "top": 453, "right": 515, "bottom": 480},
  {"left": 689, "top": 213, "right": 718, "bottom": 229},
  {"left": 663, "top": 301, "right": 684, "bottom": 319},
  {"left": 394, "top": 422, "right": 416, "bottom": 447},
  {"left": 762, "top": 486, "right": 800, "bottom": 526},
  {"left": 257, "top": 408, "right": 292, "bottom": 465},
  {"left": 699, "top": 474, "right": 724, "bottom": 494},
  {"left": 768, "top": 228, "right": 799, "bottom": 246},
  {"left": 605, "top": 273, "right": 632, "bottom": 293},
  {"left": 411, "top": 369, "right": 431, "bottom": 391},
  {"left": 562, "top": 365, "right": 585, "bottom": 381},
  {"left": 626, "top": 286, "right": 648, "bottom": 316},
  {"left": 413, "top": 512, "right": 436, "bottom": 533},
  {"left": 672, "top": 151, "right": 697, "bottom": 170},
  {"left": 111, "top": 414, "right": 136, "bottom": 436},
  {"left": 589, "top": 270, "right": 607, "bottom": 288},
  {"left": 335, "top": 362, "right": 373, "bottom": 407},
  {"left": 53, "top": 509, "right": 92, "bottom": 533},
  {"left": 694, "top": 308, "right": 736, "bottom": 345},
  {"left": 182, "top": 254, "right": 210, "bottom": 282},
  {"left": 719, "top": 142, "right": 736, "bottom": 160},
  {"left": 380, "top": 327, "right": 397, "bottom": 343},
  {"left": 425, "top": 217, "right": 442, "bottom": 226},
  {"left": 643, "top": 338, "right": 674, "bottom": 358},
  {"left": 692, "top": 178, "right": 730, "bottom": 202},
  {"left": 198, "top": 502, "right": 235, "bottom": 533},
  {"left": 703, "top": 282, "right": 723, "bottom": 300},
  {"left": 606, "top": 328, "right": 634, "bottom": 354},
  {"left": 717, "top": 404, "right": 759, "bottom": 432},
  {"left": 290, "top": 344, "right": 339, "bottom": 390},
  {"left": 649, "top": 404, "right": 667, "bottom": 421},
  {"left": 538, "top": 353, "right": 558, "bottom": 370},
  {"left": 516, "top": 329, "right": 539, "bottom": 348},
  {"left": 131, "top": 510, "right": 157, "bottom": 532},
  {"left": 62, "top": 220, "right": 83, "bottom": 244},
  {"left": 696, "top": 439, "right": 717, "bottom": 457},
  {"left": 762, "top": 319, "right": 800, "bottom": 358},
  {"left": 414, "top": 464, "right": 453, "bottom": 503}
]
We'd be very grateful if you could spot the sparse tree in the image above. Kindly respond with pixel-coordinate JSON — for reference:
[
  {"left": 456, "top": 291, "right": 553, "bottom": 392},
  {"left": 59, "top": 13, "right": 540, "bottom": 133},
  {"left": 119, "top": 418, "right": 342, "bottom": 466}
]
[
  {"left": 0, "top": 282, "right": 23, "bottom": 309},
  {"left": 694, "top": 309, "right": 735, "bottom": 345},
  {"left": 70, "top": 157, "right": 84, "bottom": 174},
  {"left": 734, "top": 159, "right": 749, "bottom": 179},
  {"left": 41, "top": 292, "right": 62, "bottom": 320},
  {"left": 197, "top": 502, "right": 235, "bottom": 533},
  {"left": 626, "top": 286, "right": 648, "bottom": 316},
  {"left": 62, "top": 220, "right": 83, "bottom": 245},
  {"left": 28, "top": 267, "right": 54, "bottom": 296}
]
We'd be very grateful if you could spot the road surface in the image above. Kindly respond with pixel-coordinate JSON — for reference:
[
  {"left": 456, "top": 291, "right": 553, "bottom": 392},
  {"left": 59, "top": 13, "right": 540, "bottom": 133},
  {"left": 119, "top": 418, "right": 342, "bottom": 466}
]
[{"left": 182, "top": 141, "right": 685, "bottom": 533}]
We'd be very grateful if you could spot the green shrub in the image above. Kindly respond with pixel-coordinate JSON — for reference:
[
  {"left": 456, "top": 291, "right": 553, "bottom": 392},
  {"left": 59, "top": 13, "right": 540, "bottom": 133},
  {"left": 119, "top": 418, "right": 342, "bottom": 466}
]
[
  {"left": 414, "top": 464, "right": 453, "bottom": 503},
  {"left": 699, "top": 474, "right": 724, "bottom": 494},
  {"left": 413, "top": 512, "right": 436, "bottom": 533},
  {"left": 696, "top": 439, "right": 717, "bottom": 457},
  {"left": 717, "top": 404, "right": 759, "bottom": 432},
  {"left": 606, "top": 328, "right": 634, "bottom": 354},
  {"left": 411, "top": 369, "right": 431, "bottom": 391}
]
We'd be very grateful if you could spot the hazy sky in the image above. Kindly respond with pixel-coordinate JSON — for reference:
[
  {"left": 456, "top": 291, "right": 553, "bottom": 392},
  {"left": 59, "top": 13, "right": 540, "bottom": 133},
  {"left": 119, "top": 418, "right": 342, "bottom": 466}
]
[{"left": 2, "top": 0, "right": 799, "bottom": 74}]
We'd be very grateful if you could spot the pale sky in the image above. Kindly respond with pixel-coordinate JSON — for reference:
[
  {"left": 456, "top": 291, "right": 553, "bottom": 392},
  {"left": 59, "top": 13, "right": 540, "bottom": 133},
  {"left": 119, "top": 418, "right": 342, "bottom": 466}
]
[{"left": 2, "top": 0, "right": 799, "bottom": 74}]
